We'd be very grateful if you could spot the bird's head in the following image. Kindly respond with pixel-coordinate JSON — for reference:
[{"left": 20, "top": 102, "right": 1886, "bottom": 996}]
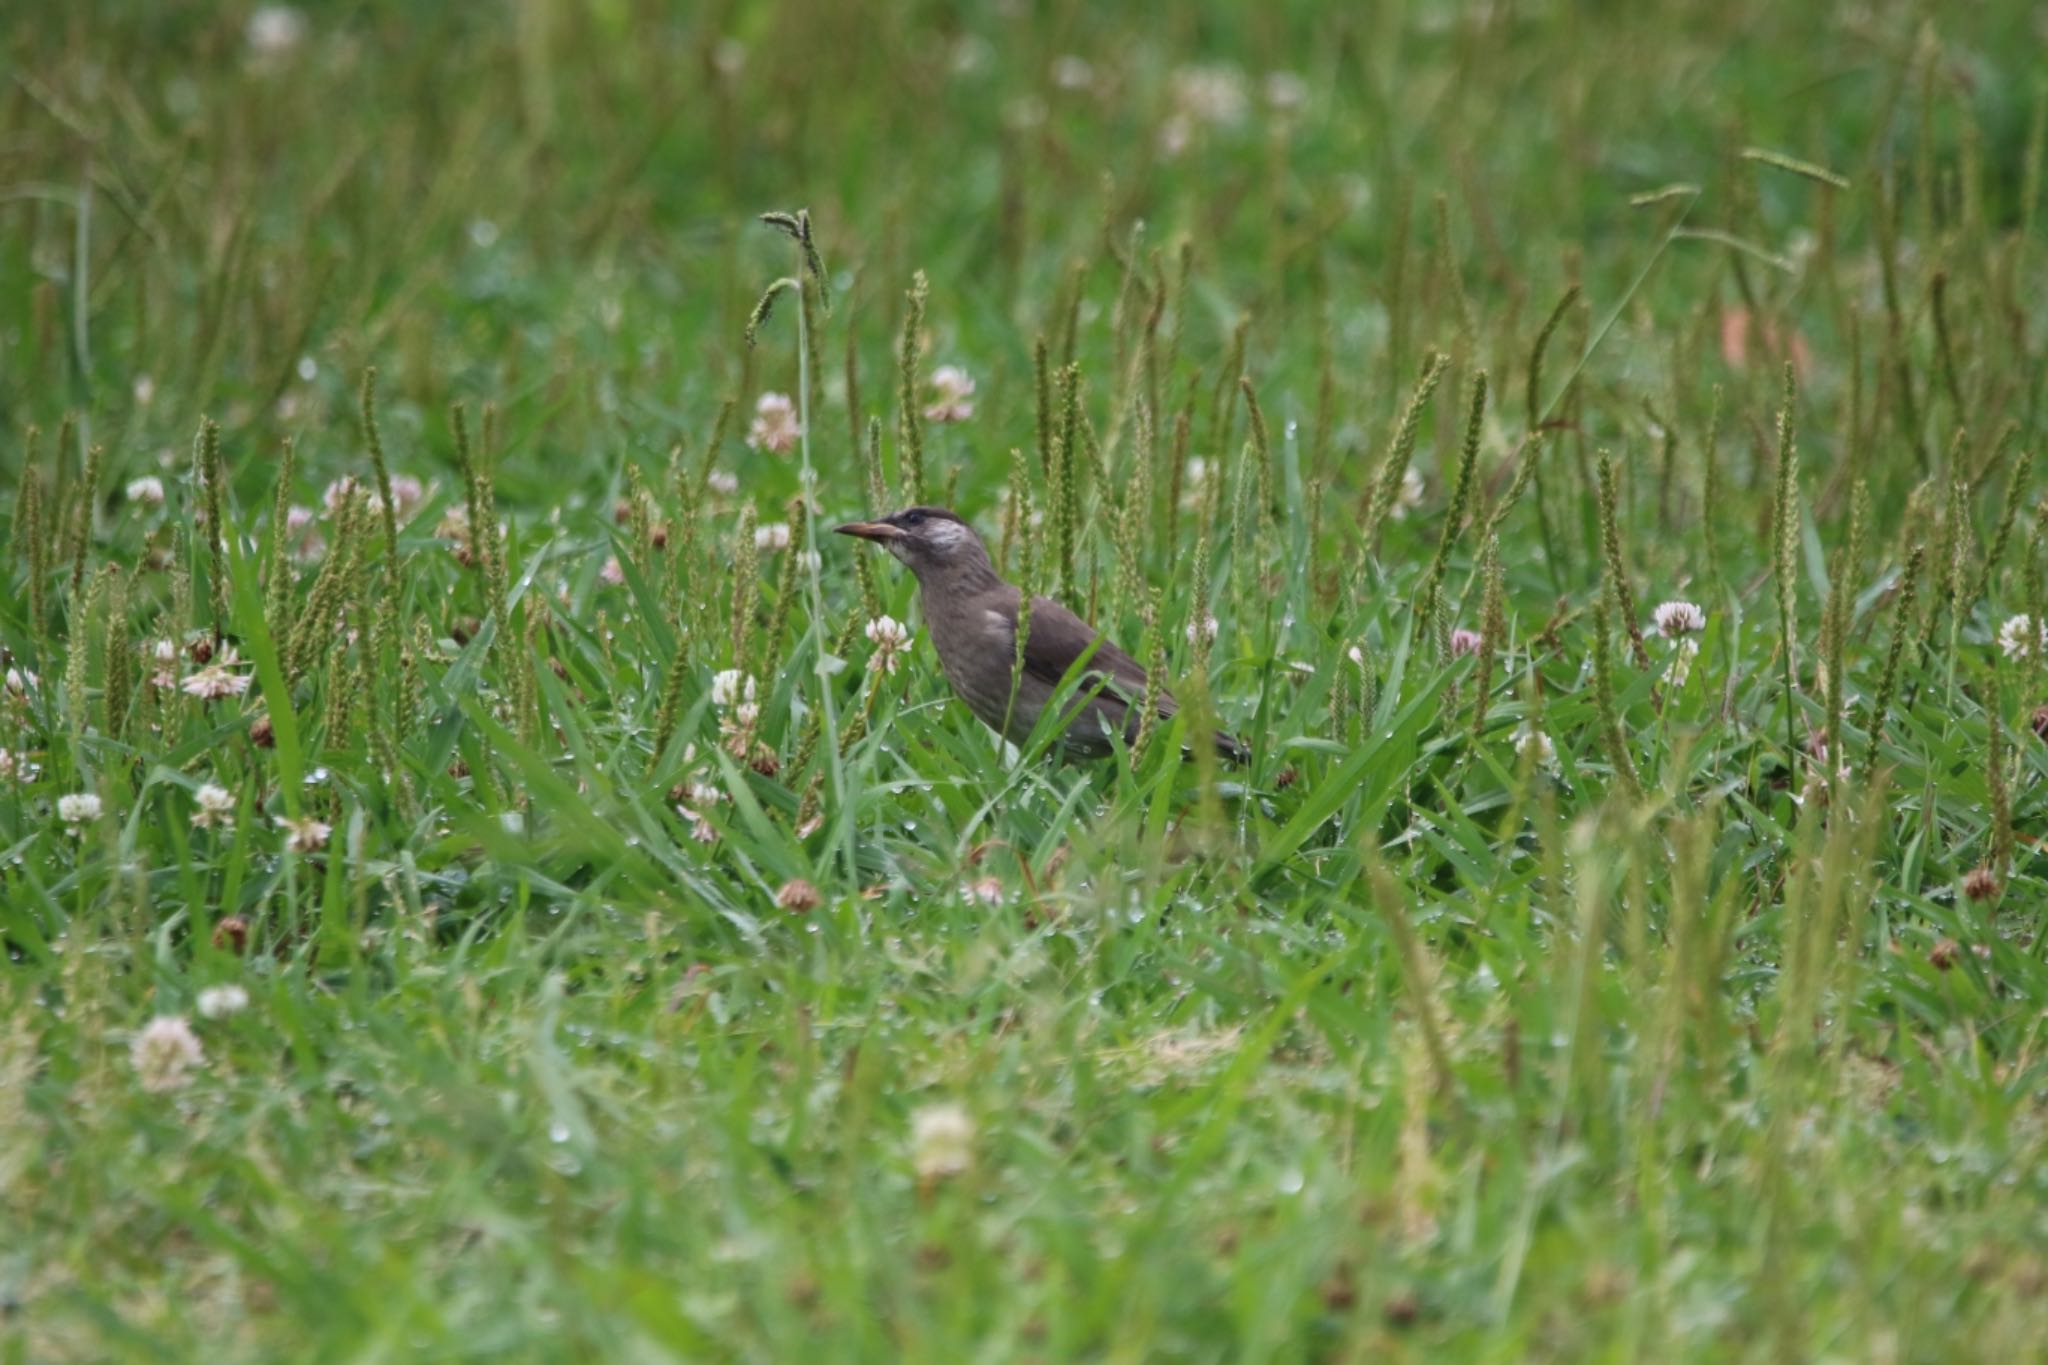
[{"left": 834, "top": 506, "right": 991, "bottom": 579}]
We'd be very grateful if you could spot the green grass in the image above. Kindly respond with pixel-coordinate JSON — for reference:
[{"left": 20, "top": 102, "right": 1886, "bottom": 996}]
[{"left": 5, "top": 1, "right": 2048, "bottom": 1359}]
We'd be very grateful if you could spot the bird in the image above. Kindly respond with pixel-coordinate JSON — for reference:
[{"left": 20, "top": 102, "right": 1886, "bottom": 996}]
[{"left": 835, "top": 506, "right": 1247, "bottom": 762}]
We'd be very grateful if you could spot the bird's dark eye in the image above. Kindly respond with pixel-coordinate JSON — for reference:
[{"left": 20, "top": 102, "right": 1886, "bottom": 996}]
[{"left": 904, "top": 510, "right": 927, "bottom": 527}]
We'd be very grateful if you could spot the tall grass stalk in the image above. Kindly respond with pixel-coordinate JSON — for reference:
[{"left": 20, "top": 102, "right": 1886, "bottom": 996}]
[
  {"left": 1418, "top": 369, "right": 1487, "bottom": 620},
  {"left": 1771, "top": 367, "right": 1801, "bottom": 769},
  {"left": 761, "top": 210, "right": 852, "bottom": 872},
  {"left": 1864, "top": 544, "right": 1922, "bottom": 767},
  {"left": 898, "top": 269, "right": 929, "bottom": 503},
  {"left": 66, "top": 441, "right": 102, "bottom": 597},
  {"left": 1596, "top": 450, "right": 1648, "bottom": 668},
  {"left": 1593, "top": 584, "right": 1642, "bottom": 799},
  {"left": 196, "top": 418, "right": 228, "bottom": 645},
  {"left": 1362, "top": 353, "right": 1451, "bottom": 553}
]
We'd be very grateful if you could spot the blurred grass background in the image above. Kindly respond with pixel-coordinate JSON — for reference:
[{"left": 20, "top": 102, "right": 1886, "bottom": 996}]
[{"left": 5, "top": 1, "right": 2048, "bottom": 1360}]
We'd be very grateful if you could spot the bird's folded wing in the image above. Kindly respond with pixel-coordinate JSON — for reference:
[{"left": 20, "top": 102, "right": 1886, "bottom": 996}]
[{"left": 1018, "top": 595, "right": 1157, "bottom": 707}]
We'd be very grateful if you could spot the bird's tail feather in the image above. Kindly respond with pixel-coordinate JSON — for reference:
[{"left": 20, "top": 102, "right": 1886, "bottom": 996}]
[{"left": 1212, "top": 730, "right": 1249, "bottom": 764}]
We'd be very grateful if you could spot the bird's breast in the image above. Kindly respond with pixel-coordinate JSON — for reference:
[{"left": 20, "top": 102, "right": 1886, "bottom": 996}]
[{"left": 922, "top": 589, "right": 1036, "bottom": 738}]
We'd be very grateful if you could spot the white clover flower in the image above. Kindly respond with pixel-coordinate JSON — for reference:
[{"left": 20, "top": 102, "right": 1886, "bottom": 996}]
[
  {"left": 795, "top": 549, "right": 821, "bottom": 573},
  {"left": 865, "top": 616, "right": 913, "bottom": 674},
  {"left": 1050, "top": 55, "right": 1095, "bottom": 90},
  {"left": 6, "top": 667, "right": 38, "bottom": 697},
  {"left": 1390, "top": 466, "right": 1426, "bottom": 520},
  {"left": 1652, "top": 600, "right": 1707, "bottom": 638},
  {"left": 949, "top": 34, "right": 990, "bottom": 74},
  {"left": 1158, "top": 112, "right": 1194, "bottom": 158},
  {"left": 1513, "top": 724, "right": 1557, "bottom": 767},
  {"left": 245, "top": 5, "right": 307, "bottom": 59},
  {"left": 1170, "top": 64, "right": 1248, "bottom": 127},
  {"left": 1997, "top": 614, "right": 2046, "bottom": 661},
  {"left": 865, "top": 615, "right": 912, "bottom": 647},
  {"left": 277, "top": 815, "right": 331, "bottom": 853},
  {"left": 909, "top": 1102, "right": 976, "bottom": 1182},
  {"left": 746, "top": 393, "right": 802, "bottom": 455},
  {"left": 707, "top": 470, "right": 740, "bottom": 497},
  {"left": 710, "top": 670, "right": 757, "bottom": 709},
  {"left": 130, "top": 1016, "right": 204, "bottom": 1093},
  {"left": 322, "top": 475, "right": 387, "bottom": 518},
  {"left": 58, "top": 792, "right": 103, "bottom": 828},
  {"left": 965, "top": 876, "right": 1004, "bottom": 906},
  {"left": 149, "top": 638, "right": 180, "bottom": 689},
  {"left": 192, "top": 782, "right": 236, "bottom": 830},
  {"left": 1669, "top": 637, "right": 1700, "bottom": 686},
  {"left": 126, "top": 476, "right": 166, "bottom": 507},
  {"left": 1449, "top": 628, "right": 1484, "bottom": 657},
  {"left": 1264, "top": 70, "right": 1308, "bottom": 111},
  {"left": 181, "top": 647, "right": 252, "bottom": 700},
  {"left": 322, "top": 476, "right": 360, "bottom": 516},
  {"left": 599, "top": 556, "right": 626, "bottom": 586},
  {"left": 0, "top": 749, "right": 14, "bottom": 781},
  {"left": 285, "top": 504, "right": 326, "bottom": 562},
  {"left": 1185, "top": 614, "right": 1220, "bottom": 644},
  {"left": 196, "top": 984, "right": 250, "bottom": 1019},
  {"left": 923, "top": 365, "right": 977, "bottom": 423},
  {"left": 387, "top": 474, "right": 426, "bottom": 518},
  {"left": 754, "top": 521, "right": 793, "bottom": 552},
  {"left": 775, "top": 879, "right": 822, "bottom": 913}
]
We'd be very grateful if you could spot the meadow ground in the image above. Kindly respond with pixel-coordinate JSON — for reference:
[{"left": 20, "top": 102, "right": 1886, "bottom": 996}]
[{"left": 4, "top": 2, "right": 2048, "bottom": 1360}]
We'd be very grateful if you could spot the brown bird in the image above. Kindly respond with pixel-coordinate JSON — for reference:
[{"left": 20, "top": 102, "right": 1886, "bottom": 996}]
[{"left": 835, "top": 506, "right": 1247, "bottom": 761}]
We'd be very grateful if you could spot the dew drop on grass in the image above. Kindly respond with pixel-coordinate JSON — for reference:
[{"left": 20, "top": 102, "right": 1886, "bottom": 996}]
[
  {"left": 549, "top": 1120, "right": 571, "bottom": 1143},
  {"left": 1277, "top": 1168, "right": 1305, "bottom": 1195}
]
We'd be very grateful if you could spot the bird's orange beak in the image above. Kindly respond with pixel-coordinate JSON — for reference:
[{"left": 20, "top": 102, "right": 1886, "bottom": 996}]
[{"left": 834, "top": 521, "right": 904, "bottom": 541}]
